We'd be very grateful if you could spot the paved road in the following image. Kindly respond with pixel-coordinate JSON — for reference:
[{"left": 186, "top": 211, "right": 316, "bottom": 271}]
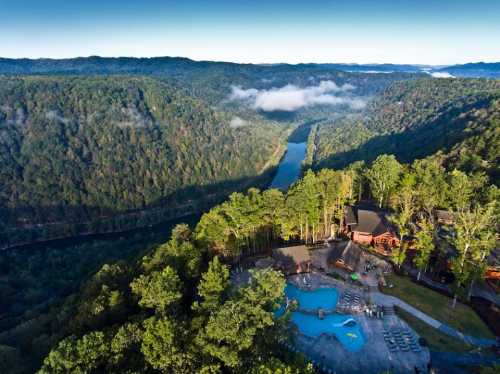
[{"left": 369, "top": 291, "right": 497, "bottom": 347}]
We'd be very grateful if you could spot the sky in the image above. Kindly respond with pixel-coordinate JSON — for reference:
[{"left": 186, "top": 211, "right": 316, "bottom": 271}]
[{"left": 1, "top": 0, "right": 499, "bottom": 65}]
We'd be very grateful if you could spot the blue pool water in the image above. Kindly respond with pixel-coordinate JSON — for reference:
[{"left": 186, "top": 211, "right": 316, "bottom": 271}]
[
  {"left": 285, "top": 283, "right": 339, "bottom": 310},
  {"left": 278, "top": 283, "right": 366, "bottom": 352},
  {"left": 291, "top": 313, "right": 365, "bottom": 352}
]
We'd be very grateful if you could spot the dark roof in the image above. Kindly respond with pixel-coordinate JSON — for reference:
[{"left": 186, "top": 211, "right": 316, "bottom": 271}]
[
  {"left": 272, "top": 245, "right": 311, "bottom": 270},
  {"left": 328, "top": 241, "right": 349, "bottom": 262},
  {"left": 352, "top": 209, "right": 388, "bottom": 236},
  {"left": 328, "top": 241, "right": 362, "bottom": 269},
  {"left": 345, "top": 206, "right": 357, "bottom": 225}
]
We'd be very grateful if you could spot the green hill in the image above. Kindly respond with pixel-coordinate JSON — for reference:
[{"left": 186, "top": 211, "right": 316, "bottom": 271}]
[
  {"left": 0, "top": 76, "right": 287, "bottom": 247},
  {"left": 312, "top": 78, "right": 500, "bottom": 183}
]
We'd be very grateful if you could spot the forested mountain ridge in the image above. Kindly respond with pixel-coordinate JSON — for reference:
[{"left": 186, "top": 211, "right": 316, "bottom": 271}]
[
  {"left": 15, "top": 154, "right": 497, "bottom": 374},
  {"left": 366, "top": 78, "right": 500, "bottom": 132},
  {"left": 435, "top": 62, "right": 500, "bottom": 78},
  {"left": 311, "top": 78, "right": 500, "bottom": 183},
  {"left": 0, "top": 75, "right": 287, "bottom": 248},
  {"left": 0, "top": 56, "right": 421, "bottom": 106}
]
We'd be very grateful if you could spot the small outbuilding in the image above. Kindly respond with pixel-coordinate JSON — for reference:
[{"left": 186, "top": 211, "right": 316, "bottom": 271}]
[
  {"left": 272, "top": 245, "right": 311, "bottom": 275},
  {"left": 328, "top": 240, "right": 363, "bottom": 272}
]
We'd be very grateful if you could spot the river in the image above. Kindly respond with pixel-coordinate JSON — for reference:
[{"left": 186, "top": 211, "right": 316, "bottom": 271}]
[
  {"left": 0, "top": 142, "right": 308, "bottom": 338},
  {"left": 270, "top": 142, "right": 307, "bottom": 190}
]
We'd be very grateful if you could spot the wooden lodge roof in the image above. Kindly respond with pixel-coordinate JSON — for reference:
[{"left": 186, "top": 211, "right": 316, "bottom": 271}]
[
  {"left": 345, "top": 206, "right": 390, "bottom": 237},
  {"left": 272, "top": 245, "right": 311, "bottom": 270}
]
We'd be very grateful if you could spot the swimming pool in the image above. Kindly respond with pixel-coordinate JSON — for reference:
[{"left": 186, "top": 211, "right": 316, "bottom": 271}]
[
  {"left": 285, "top": 283, "right": 339, "bottom": 311},
  {"left": 291, "top": 313, "right": 365, "bottom": 352},
  {"left": 278, "top": 283, "right": 366, "bottom": 352}
]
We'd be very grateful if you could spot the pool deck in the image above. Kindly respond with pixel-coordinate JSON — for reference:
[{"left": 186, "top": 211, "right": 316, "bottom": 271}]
[
  {"left": 287, "top": 272, "right": 431, "bottom": 374},
  {"left": 294, "top": 314, "right": 430, "bottom": 374}
]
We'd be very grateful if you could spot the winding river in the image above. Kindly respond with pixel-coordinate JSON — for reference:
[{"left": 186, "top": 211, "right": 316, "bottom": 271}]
[{"left": 270, "top": 142, "right": 307, "bottom": 190}]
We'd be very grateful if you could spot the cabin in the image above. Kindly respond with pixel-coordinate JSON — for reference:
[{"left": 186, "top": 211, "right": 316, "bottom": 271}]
[
  {"left": 272, "top": 245, "right": 311, "bottom": 275},
  {"left": 344, "top": 206, "right": 399, "bottom": 254},
  {"left": 328, "top": 241, "right": 362, "bottom": 272}
]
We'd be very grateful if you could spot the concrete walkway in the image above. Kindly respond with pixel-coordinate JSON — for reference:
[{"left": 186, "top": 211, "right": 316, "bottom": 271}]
[{"left": 369, "top": 291, "right": 497, "bottom": 347}]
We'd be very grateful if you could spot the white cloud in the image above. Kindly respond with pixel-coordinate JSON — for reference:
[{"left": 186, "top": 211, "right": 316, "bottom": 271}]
[
  {"left": 229, "top": 86, "right": 258, "bottom": 100},
  {"left": 429, "top": 71, "right": 455, "bottom": 78},
  {"left": 115, "top": 107, "right": 153, "bottom": 128},
  {"left": 45, "top": 110, "right": 71, "bottom": 124},
  {"left": 229, "top": 81, "right": 363, "bottom": 112},
  {"left": 2, "top": 107, "right": 27, "bottom": 127},
  {"left": 229, "top": 116, "right": 248, "bottom": 128}
]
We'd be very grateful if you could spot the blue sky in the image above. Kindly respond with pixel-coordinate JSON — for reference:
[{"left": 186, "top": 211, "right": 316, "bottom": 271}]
[{"left": 1, "top": 0, "right": 499, "bottom": 64}]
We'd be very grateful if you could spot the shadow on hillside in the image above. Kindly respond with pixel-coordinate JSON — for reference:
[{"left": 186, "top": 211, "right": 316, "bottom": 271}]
[
  {"left": 315, "top": 96, "right": 495, "bottom": 170},
  {"left": 260, "top": 110, "right": 297, "bottom": 122},
  {"left": 288, "top": 118, "right": 325, "bottom": 143},
  {"left": 0, "top": 167, "right": 279, "bottom": 249}
]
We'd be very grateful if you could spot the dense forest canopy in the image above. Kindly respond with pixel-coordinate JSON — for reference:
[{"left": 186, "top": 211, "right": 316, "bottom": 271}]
[
  {"left": 0, "top": 76, "right": 288, "bottom": 247},
  {"left": 311, "top": 78, "right": 500, "bottom": 184},
  {"left": 3, "top": 152, "right": 497, "bottom": 373},
  {"left": 0, "top": 57, "right": 423, "bottom": 125},
  {"left": 0, "top": 60, "right": 427, "bottom": 248},
  {"left": 0, "top": 57, "right": 498, "bottom": 373}
]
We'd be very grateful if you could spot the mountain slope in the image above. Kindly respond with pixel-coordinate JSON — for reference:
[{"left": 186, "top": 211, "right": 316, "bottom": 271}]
[
  {"left": 311, "top": 78, "right": 500, "bottom": 183},
  {"left": 436, "top": 62, "right": 500, "bottom": 78},
  {"left": 0, "top": 76, "right": 287, "bottom": 247},
  {"left": 0, "top": 56, "right": 421, "bottom": 105}
]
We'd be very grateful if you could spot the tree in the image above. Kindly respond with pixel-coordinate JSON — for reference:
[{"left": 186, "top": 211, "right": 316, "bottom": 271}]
[
  {"left": 250, "top": 357, "right": 315, "bottom": 374},
  {"left": 130, "top": 266, "right": 182, "bottom": 312},
  {"left": 316, "top": 169, "right": 340, "bottom": 238},
  {"left": 347, "top": 160, "right": 366, "bottom": 202},
  {"left": 450, "top": 202, "right": 496, "bottom": 307},
  {"left": 391, "top": 244, "right": 407, "bottom": 270},
  {"left": 195, "top": 207, "right": 234, "bottom": 257},
  {"left": 413, "top": 218, "right": 435, "bottom": 281},
  {"left": 261, "top": 188, "right": 285, "bottom": 243},
  {"left": 390, "top": 171, "right": 416, "bottom": 244},
  {"left": 196, "top": 269, "right": 285, "bottom": 370},
  {"left": 239, "top": 268, "right": 286, "bottom": 310},
  {"left": 145, "top": 224, "right": 203, "bottom": 281},
  {"left": 289, "top": 170, "right": 320, "bottom": 243},
  {"left": 110, "top": 322, "right": 144, "bottom": 367},
  {"left": 38, "top": 332, "right": 110, "bottom": 374},
  {"left": 195, "top": 256, "right": 230, "bottom": 313},
  {"left": 413, "top": 158, "right": 447, "bottom": 221},
  {"left": 141, "top": 316, "right": 192, "bottom": 373},
  {"left": 447, "top": 169, "right": 488, "bottom": 212},
  {"left": 366, "top": 155, "right": 402, "bottom": 208}
]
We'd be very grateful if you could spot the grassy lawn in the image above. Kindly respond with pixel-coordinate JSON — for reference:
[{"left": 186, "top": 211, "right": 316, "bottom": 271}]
[
  {"left": 395, "top": 307, "right": 473, "bottom": 352},
  {"left": 383, "top": 274, "right": 495, "bottom": 339}
]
